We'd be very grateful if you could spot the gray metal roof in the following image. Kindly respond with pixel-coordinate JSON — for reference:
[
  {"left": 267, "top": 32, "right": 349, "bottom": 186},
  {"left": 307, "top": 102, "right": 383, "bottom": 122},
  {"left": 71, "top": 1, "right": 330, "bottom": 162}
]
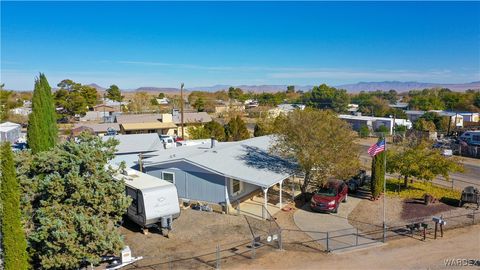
[
  {"left": 143, "top": 136, "right": 295, "bottom": 188},
  {"left": 172, "top": 112, "right": 212, "bottom": 124},
  {"left": 73, "top": 123, "right": 120, "bottom": 133},
  {"left": 103, "top": 133, "right": 164, "bottom": 155},
  {"left": 115, "top": 113, "right": 164, "bottom": 124}
]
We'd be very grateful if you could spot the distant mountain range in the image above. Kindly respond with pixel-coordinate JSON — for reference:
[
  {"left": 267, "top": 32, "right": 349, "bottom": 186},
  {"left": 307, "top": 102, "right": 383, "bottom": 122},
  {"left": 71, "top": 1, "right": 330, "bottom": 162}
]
[{"left": 74, "top": 81, "right": 480, "bottom": 93}]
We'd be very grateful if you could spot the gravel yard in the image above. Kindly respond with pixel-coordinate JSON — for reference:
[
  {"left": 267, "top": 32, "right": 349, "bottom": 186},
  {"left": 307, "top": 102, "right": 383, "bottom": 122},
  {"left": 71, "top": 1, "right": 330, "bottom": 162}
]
[{"left": 121, "top": 209, "right": 258, "bottom": 269}]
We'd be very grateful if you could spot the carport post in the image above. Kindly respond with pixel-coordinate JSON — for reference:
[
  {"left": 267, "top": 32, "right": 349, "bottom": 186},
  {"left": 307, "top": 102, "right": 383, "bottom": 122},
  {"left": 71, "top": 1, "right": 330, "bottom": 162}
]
[
  {"left": 262, "top": 187, "right": 268, "bottom": 220},
  {"left": 279, "top": 180, "right": 283, "bottom": 209}
]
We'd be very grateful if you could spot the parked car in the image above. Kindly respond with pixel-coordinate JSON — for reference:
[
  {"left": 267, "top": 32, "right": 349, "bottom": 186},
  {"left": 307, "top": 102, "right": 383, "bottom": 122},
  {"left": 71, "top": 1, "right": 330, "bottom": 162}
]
[
  {"left": 310, "top": 180, "right": 348, "bottom": 213},
  {"left": 459, "top": 131, "right": 480, "bottom": 146},
  {"left": 459, "top": 186, "right": 479, "bottom": 208},
  {"left": 347, "top": 170, "right": 367, "bottom": 193}
]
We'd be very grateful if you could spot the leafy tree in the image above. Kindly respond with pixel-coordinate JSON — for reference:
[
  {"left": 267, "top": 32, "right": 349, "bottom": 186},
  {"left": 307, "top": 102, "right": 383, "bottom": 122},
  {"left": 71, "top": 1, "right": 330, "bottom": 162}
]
[
  {"left": 157, "top": 92, "right": 165, "bottom": 99},
  {"left": 106, "top": 84, "right": 123, "bottom": 102},
  {"left": 286, "top": 85, "right": 295, "bottom": 94},
  {"left": 16, "top": 133, "right": 131, "bottom": 269},
  {"left": 27, "top": 73, "right": 58, "bottom": 154},
  {"left": 228, "top": 87, "right": 244, "bottom": 101},
  {"left": 1, "top": 142, "right": 29, "bottom": 270},
  {"left": 193, "top": 97, "right": 206, "bottom": 112},
  {"left": 204, "top": 121, "right": 226, "bottom": 141},
  {"left": 187, "top": 121, "right": 226, "bottom": 141},
  {"left": 54, "top": 79, "right": 98, "bottom": 117},
  {"left": 225, "top": 116, "right": 250, "bottom": 141},
  {"left": 272, "top": 109, "right": 360, "bottom": 195},
  {"left": 308, "top": 84, "right": 350, "bottom": 113},
  {"left": 387, "top": 139, "right": 464, "bottom": 188},
  {"left": 413, "top": 118, "right": 436, "bottom": 132},
  {"left": 150, "top": 97, "right": 160, "bottom": 106},
  {"left": 371, "top": 147, "right": 385, "bottom": 199}
]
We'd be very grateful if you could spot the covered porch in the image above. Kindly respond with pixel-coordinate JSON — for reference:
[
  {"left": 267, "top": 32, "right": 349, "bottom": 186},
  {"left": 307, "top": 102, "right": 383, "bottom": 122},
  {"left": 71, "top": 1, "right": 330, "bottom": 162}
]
[{"left": 234, "top": 176, "right": 302, "bottom": 220}]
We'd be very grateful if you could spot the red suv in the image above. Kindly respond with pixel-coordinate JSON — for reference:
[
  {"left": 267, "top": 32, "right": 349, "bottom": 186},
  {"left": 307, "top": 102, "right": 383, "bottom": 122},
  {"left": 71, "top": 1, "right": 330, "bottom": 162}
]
[{"left": 310, "top": 180, "right": 348, "bottom": 213}]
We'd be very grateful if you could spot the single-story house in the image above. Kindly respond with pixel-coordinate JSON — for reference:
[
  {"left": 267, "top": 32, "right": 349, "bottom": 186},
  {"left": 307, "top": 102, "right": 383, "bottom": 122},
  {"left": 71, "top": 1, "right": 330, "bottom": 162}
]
[
  {"left": 338, "top": 114, "right": 412, "bottom": 135},
  {"left": 141, "top": 136, "right": 295, "bottom": 217},
  {"left": 0, "top": 121, "right": 21, "bottom": 143},
  {"left": 172, "top": 110, "right": 212, "bottom": 138},
  {"left": 93, "top": 104, "right": 116, "bottom": 113},
  {"left": 458, "top": 112, "right": 479, "bottom": 123},
  {"left": 72, "top": 123, "right": 120, "bottom": 136},
  {"left": 431, "top": 111, "right": 464, "bottom": 128},
  {"left": 405, "top": 110, "right": 426, "bottom": 122},
  {"left": 9, "top": 107, "right": 32, "bottom": 116},
  {"left": 104, "top": 133, "right": 166, "bottom": 169},
  {"left": 389, "top": 102, "right": 409, "bottom": 110},
  {"left": 268, "top": 104, "right": 306, "bottom": 117},
  {"left": 156, "top": 97, "right": 170, "bottom": 105},
  {"left": 115, "top": 113, "right": 166, "bottom": 124},
  {"left": 214, "top": 103, "right": 245, "bottom": 114},
  {"left": 119, "top": 122, "right": 178, "bottom": 135},
  {"left": 79, "top": 111, "right": 112, "bottom": 122}
]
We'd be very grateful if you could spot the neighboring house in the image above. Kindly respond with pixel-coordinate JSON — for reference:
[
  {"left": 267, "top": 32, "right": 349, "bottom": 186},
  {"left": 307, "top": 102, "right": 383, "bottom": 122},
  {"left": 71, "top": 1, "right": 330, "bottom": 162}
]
[
  {"left": 347, "top": 104, "right": 359, "bottom": 114},
  {"left": 338, "top": 114, "right": 412, "bottom": 135},
  {"left": 93, "top": 104, "right": 116, "bottom": 113},
  {"left": 120, "top": 122, "right": 178, "bottom": 135},
  {"left": 389, "top": 102, "right": 409, "bottom": 110},
  {"left": 79, "top": 111, "right": 112, "bottom": 122},
  {"left": 244, "top": 99, "right": 259, "bottom": 108},
  {"left": 156, "top": 98, "right": 170, "bottom": 105},
  {"left": 105, "top": 133, "right": 166, "bottom": 169},
  {"left": 115, "top": 113, "right": 178, "bottom": 135},
  {"left": 214, "top": 102, "right": 245, "bottom": 114},
  {"left": 172, "top": 109, "right": 212, "bottom": 138},
  {"left": 141, "top": 136, "right": 294, "bottom": 216},
  {"left": 268, "top": 104, "right": 305, "bottom": 117},
  {"left": 72, "top": 123, "right": 121, "bottom": 136},
  {"left": 0, "top": 121, "right": 21, "bottom": 143},
  {"left": 10, "top": 107, "right": 32, "bottom": 116},
  {"left": 431, "top": 111, "right": 464, "bottom": 128},
  {"left": 115, "top": 113, "right": 166, "bottom": 124},
  {"left": 405, "top": 110, "right": 426, "bottom": 122},
  {"left": 458, "top": 112, "right": 479, "bottom": 123}
]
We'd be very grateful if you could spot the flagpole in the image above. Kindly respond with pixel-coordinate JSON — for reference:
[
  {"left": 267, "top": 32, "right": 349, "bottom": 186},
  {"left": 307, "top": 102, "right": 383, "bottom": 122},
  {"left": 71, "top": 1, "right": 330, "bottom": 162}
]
[{"left": 383, "top": 134, "right": 387, "bottom": 243}]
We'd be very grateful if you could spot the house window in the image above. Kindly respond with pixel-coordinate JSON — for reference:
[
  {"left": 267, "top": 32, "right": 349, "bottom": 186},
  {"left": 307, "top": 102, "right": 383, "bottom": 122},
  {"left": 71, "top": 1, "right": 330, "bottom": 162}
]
[
  {"left": 162, "top": 172, "right": 175, "bottom": 183},
  {"left": 231, "top": 179, "right": 243, "bottom": 196}
]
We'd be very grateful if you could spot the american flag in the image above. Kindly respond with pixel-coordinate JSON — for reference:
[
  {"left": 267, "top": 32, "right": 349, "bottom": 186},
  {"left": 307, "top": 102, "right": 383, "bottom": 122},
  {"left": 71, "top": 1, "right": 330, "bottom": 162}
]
[{"left": 368, "top": 140, "right": 385, "bottom": 157}]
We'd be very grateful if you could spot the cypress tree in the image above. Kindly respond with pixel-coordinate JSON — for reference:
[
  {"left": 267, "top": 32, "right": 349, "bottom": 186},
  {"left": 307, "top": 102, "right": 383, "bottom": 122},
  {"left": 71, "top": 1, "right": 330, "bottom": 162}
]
[
  {"left": 27, "top": 73, "right": 58, "bottom": 153},
  {"left": 371, "top": 149, "right": 386, "bottom": 199},
  {"left": 0, "top": 142, "right": 29, "bottom": 270}
]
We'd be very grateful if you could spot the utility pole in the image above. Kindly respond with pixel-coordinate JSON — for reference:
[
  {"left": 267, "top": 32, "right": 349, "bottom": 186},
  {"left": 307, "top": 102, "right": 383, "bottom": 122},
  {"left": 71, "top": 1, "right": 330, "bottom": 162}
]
[
  {"left": 103, "top": 93, "right": 106, "bottom": 123},
  {"left": 180, "top": 83, "right": 185, "bottom": 139}
]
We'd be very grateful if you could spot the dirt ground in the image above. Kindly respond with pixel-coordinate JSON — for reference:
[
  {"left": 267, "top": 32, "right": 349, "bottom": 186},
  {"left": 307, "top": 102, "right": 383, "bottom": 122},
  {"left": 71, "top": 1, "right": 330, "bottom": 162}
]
[
  {"left": 121, "top": 209, "right": 258, "bottom": 269},
  {"left": 226, "top": 224, "right": 480, "bottom": 270},
  {"left": 347, "top": 191, "right": 475, "bottom": 236}
]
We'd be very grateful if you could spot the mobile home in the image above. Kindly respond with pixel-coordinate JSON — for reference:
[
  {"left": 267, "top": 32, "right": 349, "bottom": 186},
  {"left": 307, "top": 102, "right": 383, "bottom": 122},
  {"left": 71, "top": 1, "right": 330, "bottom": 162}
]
[{"left": 116, "top": 169, "right": 180, "bottom": 234}]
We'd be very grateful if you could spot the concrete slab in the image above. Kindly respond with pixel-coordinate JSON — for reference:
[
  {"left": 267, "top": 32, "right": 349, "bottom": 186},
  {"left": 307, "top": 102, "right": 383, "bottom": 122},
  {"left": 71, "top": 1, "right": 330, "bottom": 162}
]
[
  {"left": 293, "top": 196, "right": 379, "bottom": 251},
  {"left": 239, "top": 196, "right": 282, "bottom": 220}
]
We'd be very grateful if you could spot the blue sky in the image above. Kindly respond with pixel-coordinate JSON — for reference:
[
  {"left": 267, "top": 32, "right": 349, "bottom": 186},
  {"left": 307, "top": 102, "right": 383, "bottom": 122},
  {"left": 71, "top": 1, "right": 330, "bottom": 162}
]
[{"left": 1, "top": 1, "right": 479, "bottom": 90}]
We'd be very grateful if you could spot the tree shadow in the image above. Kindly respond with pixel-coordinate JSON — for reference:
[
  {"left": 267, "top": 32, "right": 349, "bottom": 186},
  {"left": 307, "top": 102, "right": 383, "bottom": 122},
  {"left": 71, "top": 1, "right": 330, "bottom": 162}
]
[{"left": 237, "top": 145, "right": 298, "bottom": 175}]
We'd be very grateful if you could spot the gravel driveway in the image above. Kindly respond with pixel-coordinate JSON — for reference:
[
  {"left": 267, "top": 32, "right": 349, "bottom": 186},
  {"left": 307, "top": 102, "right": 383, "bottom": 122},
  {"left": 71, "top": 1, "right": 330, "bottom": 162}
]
[{"left": 293, "top": 196, "right": 380, "bottom": 251}]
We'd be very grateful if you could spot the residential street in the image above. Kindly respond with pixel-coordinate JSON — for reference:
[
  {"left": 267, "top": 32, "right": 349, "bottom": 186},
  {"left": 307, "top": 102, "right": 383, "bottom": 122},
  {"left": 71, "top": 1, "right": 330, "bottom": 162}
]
[
  {"left": 356, "top": 139, "right": 480, "bottom": 190},
  {"left": 229, "top": 224, "right": 480, "bottom": 270}
]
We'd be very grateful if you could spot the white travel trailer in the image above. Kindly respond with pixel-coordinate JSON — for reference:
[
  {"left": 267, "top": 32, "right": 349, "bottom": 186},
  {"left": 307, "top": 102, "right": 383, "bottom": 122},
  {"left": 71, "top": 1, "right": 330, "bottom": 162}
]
[{"left": 115, "top": 168, "right": 180, "bottom": 235}]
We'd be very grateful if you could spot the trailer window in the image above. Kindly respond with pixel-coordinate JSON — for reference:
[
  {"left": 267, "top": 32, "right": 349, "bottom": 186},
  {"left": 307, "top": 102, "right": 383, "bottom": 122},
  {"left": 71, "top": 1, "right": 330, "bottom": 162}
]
[
  {"left": 162, "top": 172, "right": 175, "bottom": 183},
  {"left": 126, "top": 187, "right": 138, "bottom": 213}
]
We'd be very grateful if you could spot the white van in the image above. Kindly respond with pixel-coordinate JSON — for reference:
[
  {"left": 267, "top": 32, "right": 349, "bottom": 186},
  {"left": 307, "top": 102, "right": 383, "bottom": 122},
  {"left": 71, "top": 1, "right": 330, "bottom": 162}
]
[
  {"left": 116, "top": 169, "right": 180, "bottom": 235},
  {"left": 459, "top": 131, "right": 480, "bottom": 146}
]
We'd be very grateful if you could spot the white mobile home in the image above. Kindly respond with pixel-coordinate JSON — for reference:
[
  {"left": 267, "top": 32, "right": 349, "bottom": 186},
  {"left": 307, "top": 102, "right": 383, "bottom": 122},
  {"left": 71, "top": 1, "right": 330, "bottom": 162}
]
[
  {"left": 116, "top": 169, "right": 180, "bottom": 233},
  {"left": 0, "top": 121, "right": 21, "bottom": 143}
]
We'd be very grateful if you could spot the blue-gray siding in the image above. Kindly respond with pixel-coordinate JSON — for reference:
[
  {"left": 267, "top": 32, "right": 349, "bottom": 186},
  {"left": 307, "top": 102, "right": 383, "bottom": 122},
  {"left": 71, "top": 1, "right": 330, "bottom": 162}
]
[
  {"left": 227, "top": 179, "right": 259, "bottom": 202},
  {"left": 146, "top": 161, "right": 226, "bottom": 204}
]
